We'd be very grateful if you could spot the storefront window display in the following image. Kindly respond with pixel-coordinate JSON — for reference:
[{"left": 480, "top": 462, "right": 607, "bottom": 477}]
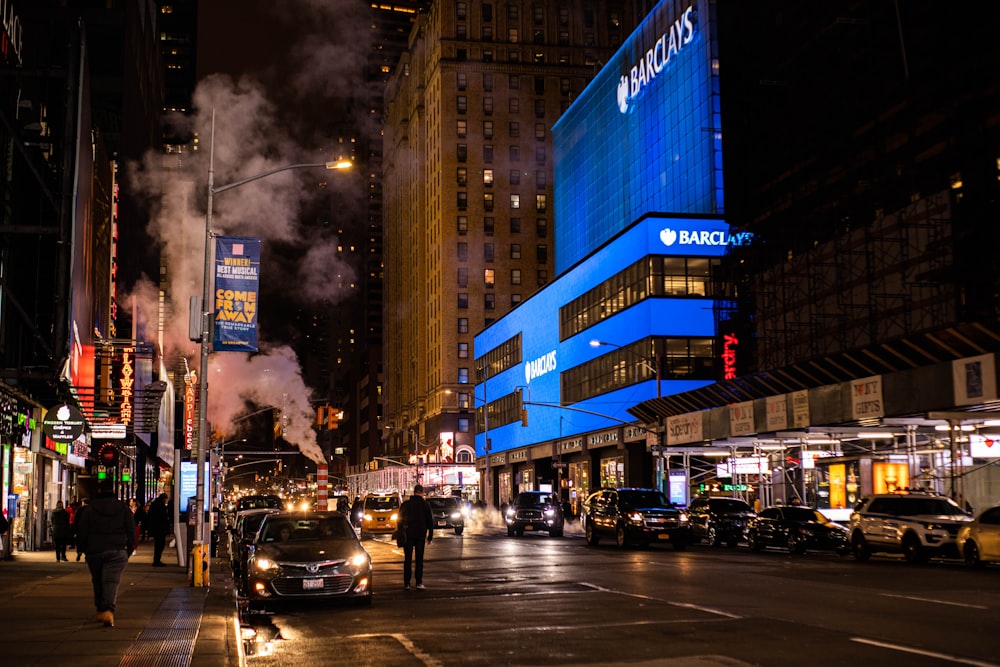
[
  {"left": 599, "top": 455, "right": 624, "bottom": 489},
  {"left": 567, "top": 461, "right": 590, "bottom": 516}
]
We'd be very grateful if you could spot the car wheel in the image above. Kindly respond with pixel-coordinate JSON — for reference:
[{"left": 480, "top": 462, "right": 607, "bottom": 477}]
[
  {"left": 616, "top": 524, "right": 628, "bottom": 548},
  {"left": 454, "top": 526, "right": 464, "bottom": 536},
  {"left": 708, "top": 525, "right": 721, "bottom": 547},
  {"left": 964, "top": 540, "right": 983, "bottom": 567},
  {"left": 902, "top": 534, "right": 927, "bottom": 563},
  {"left": 585, "top": 522, "right": 600, "bottom": 546},
  {"left": 747, "top": 532, "right": 763, "bottom": 552},
  {"left": 852, "top": 532, "right": 871, "bottom": 561}
]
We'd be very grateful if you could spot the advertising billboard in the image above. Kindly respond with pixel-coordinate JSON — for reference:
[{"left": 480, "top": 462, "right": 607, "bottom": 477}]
[{"left": 212, "top": 236, "right": 261, "bottom": 352}]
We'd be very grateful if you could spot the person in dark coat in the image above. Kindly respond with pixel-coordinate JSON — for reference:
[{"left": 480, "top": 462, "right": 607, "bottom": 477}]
[
  {"left": 75, "top": 482, "right": 135, "bottom": 627},
  {"left": 145, "top": 494, "right": 172, "bottom": 567},
  {"left": 399, "top": 484, "right": 434, "bottom": 590},
  {"left": 50, "top": 500, "right": 72, "bottom": 561}
]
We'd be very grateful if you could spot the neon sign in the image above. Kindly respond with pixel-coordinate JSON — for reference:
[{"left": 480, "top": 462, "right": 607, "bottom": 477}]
[
  {"left": 616, "top": 5, "right": 695, "bottom": 113},
  {"left": 184, "top": 371, "right": 196, "bottom": 450},
  {"left": 120, "top": 346, "right": 134, "bottom": 425},
  {"left": 722, "top": 333, "right": 738, "bottom": 380}
]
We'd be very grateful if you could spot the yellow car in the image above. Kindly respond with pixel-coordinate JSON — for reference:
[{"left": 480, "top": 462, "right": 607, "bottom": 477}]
[{"left": 361, "top": 493, "right": 401, "bottom": 535}]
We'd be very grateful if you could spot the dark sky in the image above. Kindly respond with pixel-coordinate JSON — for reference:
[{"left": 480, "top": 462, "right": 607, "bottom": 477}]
[{"left": 196, "top": 0, "right": 297, "bottom": 84}]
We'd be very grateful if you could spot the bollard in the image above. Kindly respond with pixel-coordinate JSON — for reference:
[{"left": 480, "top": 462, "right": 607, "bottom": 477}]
[{"left": 191, "top": 540, "right": 208, "bottom": 587}]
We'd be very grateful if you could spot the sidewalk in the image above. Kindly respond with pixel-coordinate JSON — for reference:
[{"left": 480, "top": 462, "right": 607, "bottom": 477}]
[{"left": 0, "top": 538, "right": 242, "bottom": 667}]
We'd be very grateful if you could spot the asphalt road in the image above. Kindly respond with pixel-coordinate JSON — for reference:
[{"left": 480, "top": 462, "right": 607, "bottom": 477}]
[{"left": 237, "top": 516, "right": 1000, "bottom": 666}]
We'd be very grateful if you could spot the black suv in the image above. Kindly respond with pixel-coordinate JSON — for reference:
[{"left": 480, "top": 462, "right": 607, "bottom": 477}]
[
  {"left": 582, "top": 488, "right": 690, "bottom": 549},
  {"left": 848, "top": 492, "right": 972, "bottom": 563},
  {"left": 505, "top": 491, "right": 565, "bottom": 537},
  {"left": 427, "top": 496, "right": 466, "bottom": 535},
  {"left": 687, "top": 496, "right": 756, "bottom": 547}
]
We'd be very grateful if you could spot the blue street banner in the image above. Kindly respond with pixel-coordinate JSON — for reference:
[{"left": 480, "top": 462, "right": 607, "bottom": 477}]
[{"left": 213, "top": 236, "right": 260, "bottom": 352}]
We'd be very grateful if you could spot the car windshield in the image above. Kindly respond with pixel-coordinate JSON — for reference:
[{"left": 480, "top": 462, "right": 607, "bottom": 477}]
[
  {"left": 364, "top": 496, "right": 399, "bottom": 510},
  {"left": 619, "top": 491, "right": 670, "bottom": 509},
  {"left": 515, "top": 493, "right": 557, "bottom": 507},
  {"left": 238, "top": 496, "right": 282, "bottom": 511},
  {"left": 783, "top": 507, "right": 829, "bottom": 524},
  {"left": 242, "top": 513, "right": 272, "bottom": 536},
  {"left": 711, "top": 499, "right": 753, "bottom": 512},
  {"left": 427, "top": 498, "right": 459, "bottom": 509},
  {"left": 261, "top": 517, "right": 354, "bottom": 542},
  {"left": 896, "top": 497, "right": 968, "bottom": 517}
]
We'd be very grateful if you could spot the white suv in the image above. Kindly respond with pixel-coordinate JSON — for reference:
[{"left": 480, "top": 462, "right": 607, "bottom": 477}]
[{"left": 848, "top": 492, "right": 973, "bottom": 563}]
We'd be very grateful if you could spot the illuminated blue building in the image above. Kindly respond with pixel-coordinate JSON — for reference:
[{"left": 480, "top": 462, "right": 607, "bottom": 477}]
[{"left": 474, "top": 0, "right": 731, "bottom": 506}]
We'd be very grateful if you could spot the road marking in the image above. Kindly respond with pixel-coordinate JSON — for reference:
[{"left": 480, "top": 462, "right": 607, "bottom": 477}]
[
  {"left": 851, "top": 637, "right": 1000, "bottom": 667},
  {"left": 580, "top": 582, "right": 743, "bottom": 619},
  {"left": 355, "top": 633, "right": 443, "bottom": 667},
  {"left": 880, "top": 593, "right": 989, "bottom": 609}
]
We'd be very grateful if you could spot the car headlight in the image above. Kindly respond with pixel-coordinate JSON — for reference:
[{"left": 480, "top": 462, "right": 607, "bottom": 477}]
[
  {"left": 350, "top": 552, "right": 370, "bottom": 569},
  {"left": 628, "top": 512, "right": 644, "bottom": 525},
  {"left": 506, "top": 508, "right": 515, "bottom": 517},
  {"left": 544, "top": 508, "right": 556, "bottom": 517},
  {"left": 450, "top": 512, "right": 462, "bottom": 520},
  {"left": 254, "top": 556, "right": 279, "bottom": 572},
  {"left": 363, "top": 513, "right": 373, "bottom": 521},
  {"left": 390, "top": 512, "right": 399, "bottom": 521},
  {"left": 678, "top": 512, "right": 689, "bottom": 523}
]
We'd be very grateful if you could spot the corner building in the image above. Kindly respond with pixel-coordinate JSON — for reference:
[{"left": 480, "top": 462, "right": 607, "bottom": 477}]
[{"left": 382, "top": 0, "right": 654, "bottom": 484}]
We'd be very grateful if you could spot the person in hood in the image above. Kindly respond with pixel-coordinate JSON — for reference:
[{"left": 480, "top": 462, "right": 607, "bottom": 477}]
[
  {"left": 145, "top": 494, "right": 172, "bottom": 567},
  {"left": 75, "top": 481, "right": 135, "bottom": 627}
]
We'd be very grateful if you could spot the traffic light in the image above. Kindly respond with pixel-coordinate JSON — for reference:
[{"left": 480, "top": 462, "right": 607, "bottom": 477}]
[
  {"left": 328, "top": 408, "right": 343, "bottom": 430},
  {"left": 516, "top": 388, "right": 528, "bottom": 426}
]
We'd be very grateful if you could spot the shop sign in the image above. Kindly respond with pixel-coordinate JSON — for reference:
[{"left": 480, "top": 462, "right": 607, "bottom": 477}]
[
  {"left": 850, "top": 376, "right": 884, "bottom": 421},
  {"left": 667, "top": 412, "right": 702, "bottom": 445},
  {"left": 42, "top": 403, "right": 86, "bottom": 443},
  {"left": 588, "top": 429, "right": 618, "bottom": 447},
  {"left": 729, "top": 401, "right": 755, "bottom": 436},
  {"left": 765, "top": 395, "right": 787, "bottom": 432},
  {"left": 559, "top": 438, "right": 582, "bottom": 453},
  {"left": 509, "top": 449, "right": 527, "bottom": 462},
  {"left": 953, "top": 354, "right": 997, "bottom": 406},
  {"left": 791, "top": 390, "right": 810, "bottom": 428}
]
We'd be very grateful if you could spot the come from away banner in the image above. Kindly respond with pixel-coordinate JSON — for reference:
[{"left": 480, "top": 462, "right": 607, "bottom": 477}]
[{"left": 213, "top": 236, "right": 260, "bottom": 352}]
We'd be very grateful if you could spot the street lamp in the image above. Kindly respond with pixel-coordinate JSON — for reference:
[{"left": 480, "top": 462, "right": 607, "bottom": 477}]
[{"left": 193, "top": 110, "right": 351, "bottom": 581}]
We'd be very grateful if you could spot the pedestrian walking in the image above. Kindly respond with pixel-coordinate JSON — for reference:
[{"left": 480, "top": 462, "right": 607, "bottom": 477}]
[
  {"left": 0, "top": 512, "right": 9, "bottom": 560},
  {"left": 75, "top": 481, "right": 135, "bottom": 627},
  {"left": 50, "top": 500, "right": 72, "bottom": 562},
  {"left": 73, "top": 499, "right": 88, "bottom": 561},
  {"left": 145, "top": 493, "right": 171, "bottom": 567},
  {"left": 399, "top": 483, "right": 434, "bottom": 590}
]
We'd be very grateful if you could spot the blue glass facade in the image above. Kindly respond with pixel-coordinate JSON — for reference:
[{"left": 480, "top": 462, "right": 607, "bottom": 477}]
[{"left": 553, "top": 0, "right": 723, "bottom": 274}]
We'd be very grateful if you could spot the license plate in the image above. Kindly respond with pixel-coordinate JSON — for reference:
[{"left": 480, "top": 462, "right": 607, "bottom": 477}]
[
  {"left": 437, "top": 520, "right": 446, "bottom": 526},
  {"left": 525, "top": 525, "right": 534, "bottom": 530},
  {"left": 657, "top": 533, "right": 670, "bottom": 540},
  {"left": 302, "top": 578, "right": 324, "bottom": 590}
]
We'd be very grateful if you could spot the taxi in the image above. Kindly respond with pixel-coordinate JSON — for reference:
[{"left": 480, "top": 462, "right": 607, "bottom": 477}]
[{"left": 360, "top": 492, "right": 401, "bottom": 535}]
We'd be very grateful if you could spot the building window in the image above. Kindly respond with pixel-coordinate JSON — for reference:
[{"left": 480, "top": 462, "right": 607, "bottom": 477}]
[
  {"left": 483, "top": 145, "right": 494, "bottom": 162},
  {"left": 483, "top": 72, "right": 493, "bottom": 90},
  {"left": 485, "top": 269, "right": 495, "bottom": 286},
  {"left": 457, "top": 72, "right": 467, "bottom": 90},
  {"left": 457, "top": 215, "right": 468, "bottom": 235},
  {"left": 458, "top": 417, "right": 470, "bottom": 433},
  {"left": 457, "top": 48, "right": 467, "bottom": 61},
  {"left": 482, "top": 3, "right": 492, "bottom": 22},
  {"left": 509, "top": 75, "right": 519, "bottom": 90},
  {"left": 483, "top": 193, "right": 494, "bottom": 211},
  {"left": 484, "top": 243, "right": 495, "bottom": 262},
  {"left": 535, "top": 123, "right": 545, "bottom": 140},
  {"left": 510, "top": 194, "right": 520, "bottom": 209},
  {"left": 535, "top": 170, "right": 546, "bottom": 188},
  {"left": 559, "top": 7, "right": 569, "bottom": 25},
  {"left": 510, "top": 145, "right": 520, "bottom": 161},
  {"left": 483, "top": 169, "right": 493, "bottom": 186},
  {"left": 458, "top": 368, "right": 470, "bottom": 383},
  {"left": 458, "top": 318, "right": 469, "bottom": 333},
  {"left": 558, "top": 30, "right": 569, "bottom": 45},
  {"left": 510, "top": 169, "right": 520, "bottom": 185},
  {"left": 457, "top": 24, "right": 467, "bottom": 39},
  {"left": 485, "top": 293, "right": 496, "bottom": 310},
  {"left": 483, "top": 96, "right": 494, "bottom": 114},
  {"left": 511, "top": 244, "right": 521, "bottom": 259},
  {"left": 508, "top": 28, "right": 519, "bottom": 43},
  {"left": 509, "top": 98, "right": 520, "bottom": 114},
  {"left": 507, "top": 4, "right": 518, "bottom": 20},
  {"left": 533, "top": 30, "right": 544, "bottom": 44},
  {"left": 457, "top": 167, "right": 468, "bottom": 186},
  {"left": 508, "top": 50, "right": 520, "bottom": 63},
  {"left": 457, "top": 119, "right": 467, "bottom": 137},
  {"left": 510, "top": 217, "right": 521, "bottom": 233},
  {"left": 560, "top": 78, "right": 570, "bottom": 94},
  {"left": 458, "top": 393, "right": 471, "bottom": 410},
  {"left": 535, "top": 146, "right": 546, "bottom": 165},
  {"left": 534, "top": 77, "right": 544, "bottom": 94},
  {"left": 457, "top": 242, "right": 469, "bottom": 261},
  {"left": 511, "top": 268, "right": 522, "bottom": 284},
  {"left": 483, "top": 49, "right": 493, "bottom": 62},
  {"left": 483, "top": 120, "right": 494, "bottom": 139},
  {"left": 534, "top": 99, "right": 545, "bottom": 118},
  {"left": 457, "top": 96, "right": 467, "bottom": 113},
  {"left": 512, "top": 294, "right": 522, "bottom": 306},
  {"left": 457, "top": 191, "right": 468, "bottom": 210},
  {"left": 482, "top": 24, "right": 493, "bottom": 41},
  {"left": 484, "top": 216, "right": 495, "bottom": 235},
  {"left": 458, "top": 342, "right": 469, "bottom": 358},
  {"left": 536, "top": 217, "right": 547, "bottom": 237},
  {"left": 536, "top": 194, "right": 547, "bottom": 211},
  {"left": 458, "top": 293, "right": 469, "bottom": 309},
  {"left": 458, "top": 144, "right": 468, "bottom": 162},
  {"left": 458, "top": 268, "right": 469, "bottom": 287},
  {"left": 536, "top": 244, "right": 548, "bottom": 264},
  {"left": 537, "top": 269, "right": 548, "bottom": 286},
  {"left": 456, "top": 1, "right": 466, "bottom": 19},
  {"left": 533, "top": 5, "right": 544, "bottom": 25},
  {"left": 509, "top": 121, "right": 520, "bottom": 138}
]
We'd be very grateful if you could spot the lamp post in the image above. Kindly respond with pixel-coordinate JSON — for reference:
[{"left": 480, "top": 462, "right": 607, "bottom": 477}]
[
  {"left": 590, "top": 339, "right": 664, "bottom": 492},
  {"left": 194, "top": 110, "right": 351, "bottom": 584}
]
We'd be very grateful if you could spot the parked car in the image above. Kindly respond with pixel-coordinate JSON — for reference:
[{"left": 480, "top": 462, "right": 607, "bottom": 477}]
[
  {"left": 360, "top": 492, "right": 401, "bottom": 535},
  {"left": 427, "top": 496, "right": 465, "bottom": 535},
  {"left": 229, "top": 508, "right": 281, "bottom": 590},
  {"left": 747, "top": 505, "right": 851, "bottom": 555},
  {"left": 957, "top": 504, "right": 1000, "bottom": 566},
  {"left": 505, "top": 491, "right": 565, "bottom": 537},
  {"left": 581, "top": 488, "right": 689, "bottom": 549},
  {"left": 848, "top": 491, "right": 973, "bottom": 563},
  {"left": 243, "top": 511, "right": 372, "bottom": 608},
  {"left": 687, "top": 496, "right": 756, "bottom": 547}
]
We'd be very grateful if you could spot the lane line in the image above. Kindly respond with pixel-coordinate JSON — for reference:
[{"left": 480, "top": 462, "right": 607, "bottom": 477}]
[
  {"left": 851, "top": 637, "right": 1000, "bottom": 667},
  {"left": 580, "top": 582, "right": 743, "bottom": 619},
  {"left": 880, "top": 593, "right": 989, "bottom": 609}
]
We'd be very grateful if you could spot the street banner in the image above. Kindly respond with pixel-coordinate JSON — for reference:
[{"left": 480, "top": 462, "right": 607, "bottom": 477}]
[{"left": 213, "top": 236, "right": 260, "bottom": 352}]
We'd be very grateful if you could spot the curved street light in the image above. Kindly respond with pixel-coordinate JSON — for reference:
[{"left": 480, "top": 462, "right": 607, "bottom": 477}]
[{"left": 193, "top": 110, "right": 352, "bottom": 584}]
